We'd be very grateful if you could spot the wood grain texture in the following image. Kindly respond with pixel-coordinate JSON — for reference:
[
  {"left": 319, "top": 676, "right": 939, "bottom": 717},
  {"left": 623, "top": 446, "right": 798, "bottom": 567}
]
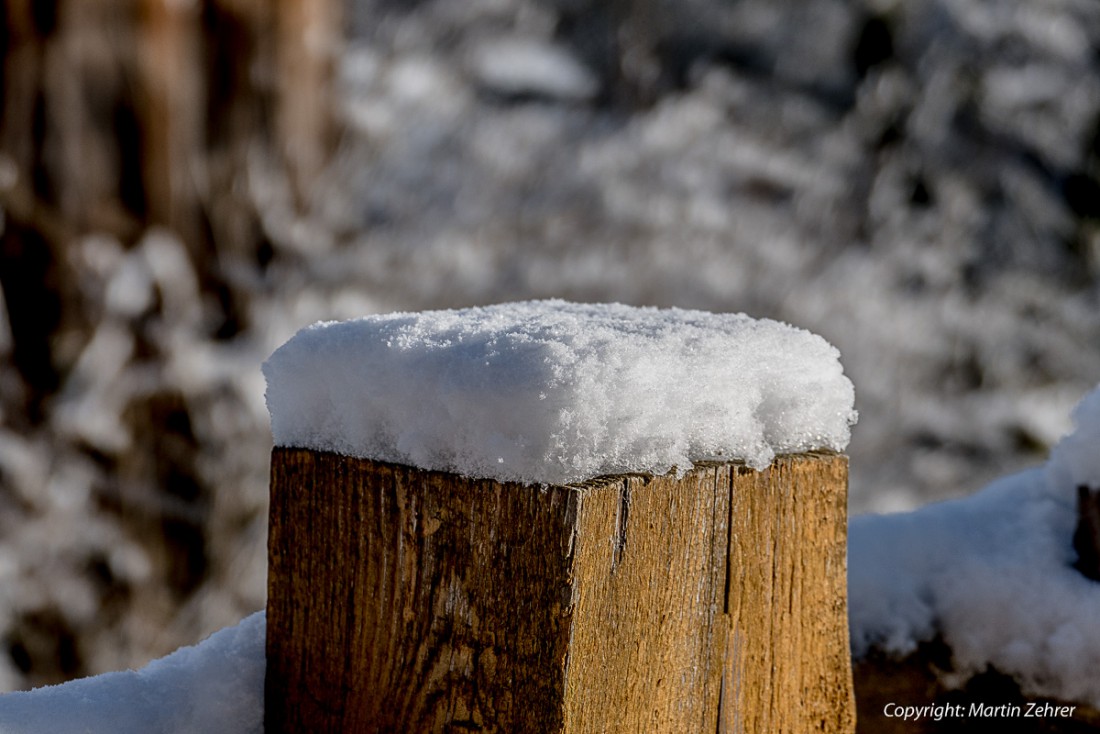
[
  {"left": 722, "top": 457, "right": 856, "bottom": 733},
  {"left": 267, "top": 451, "right": 576, "bottom": 732},
  {"left": 266, "top": 449, "right": 854, "bottom": 733},
  {"left": 563, "top": 468, "right": 729, "bottom": 732}
]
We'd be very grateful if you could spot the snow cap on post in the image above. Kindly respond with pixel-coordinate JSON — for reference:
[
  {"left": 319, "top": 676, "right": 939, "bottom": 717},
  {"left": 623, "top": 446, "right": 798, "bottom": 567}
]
[{"left": 263, "top": 300, "right": 857, "bottom": 485}]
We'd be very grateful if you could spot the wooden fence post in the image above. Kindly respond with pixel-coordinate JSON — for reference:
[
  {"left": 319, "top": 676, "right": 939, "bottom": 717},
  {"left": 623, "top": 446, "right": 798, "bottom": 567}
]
[{"left": 265, "top": 449, "right": 855, "bottom": 733}]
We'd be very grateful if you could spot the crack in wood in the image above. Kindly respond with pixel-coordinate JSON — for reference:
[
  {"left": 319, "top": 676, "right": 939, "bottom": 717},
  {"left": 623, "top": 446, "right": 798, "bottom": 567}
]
[{"left": 611, "top": 479, "right": 631, "bottom": 572}]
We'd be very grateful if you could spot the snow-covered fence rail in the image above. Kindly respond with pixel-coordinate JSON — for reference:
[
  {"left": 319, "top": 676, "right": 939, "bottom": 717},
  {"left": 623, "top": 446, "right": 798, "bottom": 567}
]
[
  {"left": 261, "top": 301, "right": 859, "bottom": 733},
  {"left": 848, "top": 387, "right": 1100, "bottom": 733}
]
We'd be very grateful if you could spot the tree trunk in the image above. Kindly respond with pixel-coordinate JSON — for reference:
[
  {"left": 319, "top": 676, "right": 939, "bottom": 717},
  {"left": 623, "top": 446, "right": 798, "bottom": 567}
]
[
  {"left": 0, "top": 0, "right": 339, "bottom": 684},
  {"left": 0, "top": 0, "right": 341, "bottom": 361}
]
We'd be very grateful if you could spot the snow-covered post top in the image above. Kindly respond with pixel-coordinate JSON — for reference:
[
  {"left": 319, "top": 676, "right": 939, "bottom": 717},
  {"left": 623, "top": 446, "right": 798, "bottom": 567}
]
[
  {"left": 262, "top": 300, "right": 858, "bottom": 734},
  {"left": 263, "top": 300, "right": 857, "bottom": 483}
]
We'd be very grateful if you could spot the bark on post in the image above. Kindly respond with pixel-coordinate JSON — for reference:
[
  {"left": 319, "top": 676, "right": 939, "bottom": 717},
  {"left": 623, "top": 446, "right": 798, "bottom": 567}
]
[{"left": 265, "top": 448, "right": 856, "bottom": 733}]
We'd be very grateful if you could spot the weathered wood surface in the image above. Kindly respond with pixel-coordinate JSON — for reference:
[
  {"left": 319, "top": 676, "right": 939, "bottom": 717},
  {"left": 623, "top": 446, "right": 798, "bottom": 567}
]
[
  {"left": 266, "top": 448, "right": 855, "bottom": 733},
  {"left": 724, "top": 457, "right": 855, "bottom": 733}
]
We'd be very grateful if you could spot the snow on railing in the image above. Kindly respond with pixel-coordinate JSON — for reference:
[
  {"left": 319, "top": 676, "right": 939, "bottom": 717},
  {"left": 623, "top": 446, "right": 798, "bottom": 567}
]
[
  {"left": 0, "top": 612, "right": 265, "bottom": 733},
  {"left": 850, "top": 385, "right": 1100, "bottom": 731}
]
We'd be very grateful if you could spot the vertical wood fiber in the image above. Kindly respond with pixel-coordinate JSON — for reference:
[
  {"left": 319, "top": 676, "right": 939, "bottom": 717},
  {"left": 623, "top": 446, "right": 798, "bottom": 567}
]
[
  {"left": 721, "top": 456, "right": 856, "bottom": 733},
  {"left": 563, "top": 468, "right": 729, "bottom": 732},
  {"left": 267, "top": 449, "right": 577, "bottom": 732},
  {"left": 266, "top": 449, "right": 854, "bottom": 734}
]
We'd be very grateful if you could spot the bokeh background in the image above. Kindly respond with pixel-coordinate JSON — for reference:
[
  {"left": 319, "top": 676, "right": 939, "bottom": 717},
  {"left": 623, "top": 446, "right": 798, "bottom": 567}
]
[{"left": 2, "top": 0, "right": 1099, "bottom": 691}]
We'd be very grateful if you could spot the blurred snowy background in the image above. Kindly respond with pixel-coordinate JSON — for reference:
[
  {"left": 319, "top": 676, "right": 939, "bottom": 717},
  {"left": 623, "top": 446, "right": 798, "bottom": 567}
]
[{"left": 1, "top": 0, "right": 1099, "bottom": 692}]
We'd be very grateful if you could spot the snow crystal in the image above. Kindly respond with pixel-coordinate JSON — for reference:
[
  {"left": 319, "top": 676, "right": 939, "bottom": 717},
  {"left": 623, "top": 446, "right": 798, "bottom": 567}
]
[
  {"left": 0, "top": 611, "right": 265, "bottom": 734},
  {"left": 263, "top": 300, "right": 857, "bottom": 485},
  {"left": 849, "top": 383, "right": 1100, "bottom": 705}
]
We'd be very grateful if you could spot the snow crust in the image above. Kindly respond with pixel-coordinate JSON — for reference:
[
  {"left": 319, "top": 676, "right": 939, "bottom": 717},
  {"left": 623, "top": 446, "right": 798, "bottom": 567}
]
[
  {"left": 0, "top": 611, "right": 265, "bottom": 734},
  {"left": 849, "top": 385, "right": 1100, "bottom": 705},
  {"left": 263, "top": 300, "right": 857, "bottom": 484}
]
